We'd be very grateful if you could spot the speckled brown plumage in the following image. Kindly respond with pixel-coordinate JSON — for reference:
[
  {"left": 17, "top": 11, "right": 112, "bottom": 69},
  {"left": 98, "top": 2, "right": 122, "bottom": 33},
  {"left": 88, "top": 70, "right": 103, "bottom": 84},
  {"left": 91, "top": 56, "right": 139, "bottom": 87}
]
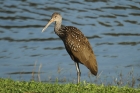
[
  {"left": 42, "top": 13, "right": 98, "bottom": 83},
  {"left": 60, "top": 26, "right": 98, "bottom": 75}
]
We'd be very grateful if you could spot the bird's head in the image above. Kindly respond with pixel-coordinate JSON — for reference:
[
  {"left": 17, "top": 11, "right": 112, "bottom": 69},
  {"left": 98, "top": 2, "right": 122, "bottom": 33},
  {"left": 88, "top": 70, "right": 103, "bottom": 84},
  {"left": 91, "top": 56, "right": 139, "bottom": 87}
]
[{"left": 42, "top": 13, "right": 62, "bottom": 32}]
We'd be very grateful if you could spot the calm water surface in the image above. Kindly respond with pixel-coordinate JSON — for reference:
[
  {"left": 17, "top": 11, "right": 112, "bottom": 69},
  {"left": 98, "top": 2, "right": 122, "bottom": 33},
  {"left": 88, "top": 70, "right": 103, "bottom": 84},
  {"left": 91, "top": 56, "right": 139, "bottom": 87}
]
[{"left": 0, "top": 0, "right": 140, "bottom": 87}]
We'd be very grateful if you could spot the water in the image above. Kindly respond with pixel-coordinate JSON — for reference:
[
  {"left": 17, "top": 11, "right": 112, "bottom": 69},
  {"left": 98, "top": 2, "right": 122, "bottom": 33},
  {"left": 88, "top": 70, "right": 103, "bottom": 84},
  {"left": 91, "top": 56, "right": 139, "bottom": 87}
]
[{"left": 0, "top": 0, "right": 140, "bottom": 87}]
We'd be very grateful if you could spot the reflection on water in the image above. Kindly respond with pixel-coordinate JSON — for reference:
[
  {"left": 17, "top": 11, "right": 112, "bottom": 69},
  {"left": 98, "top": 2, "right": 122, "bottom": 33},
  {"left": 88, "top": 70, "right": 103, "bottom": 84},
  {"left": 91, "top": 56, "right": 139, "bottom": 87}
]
[
  {"left": 0, "top": 37, "right": 60, "bottom": 42},
  {"left": 0, "top": 0, "right": 140, "bottom": 87},
  {"left": 103, "top": 33, "right": 140, "bottom": 36}
]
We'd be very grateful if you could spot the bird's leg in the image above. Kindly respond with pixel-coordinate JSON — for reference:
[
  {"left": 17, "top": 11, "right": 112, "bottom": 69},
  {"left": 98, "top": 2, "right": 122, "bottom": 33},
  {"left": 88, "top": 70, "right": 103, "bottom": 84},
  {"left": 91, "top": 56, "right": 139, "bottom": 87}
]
[{"left": 75, "top": 62, "right": 81, "bottom": 84}]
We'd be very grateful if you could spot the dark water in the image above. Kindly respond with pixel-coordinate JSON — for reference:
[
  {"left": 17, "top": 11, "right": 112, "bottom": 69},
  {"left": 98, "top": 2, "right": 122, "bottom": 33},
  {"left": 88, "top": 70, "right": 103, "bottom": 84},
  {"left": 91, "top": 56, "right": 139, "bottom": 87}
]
[{"left": 0, "top": 0, "right": 140, "bottom": 87}]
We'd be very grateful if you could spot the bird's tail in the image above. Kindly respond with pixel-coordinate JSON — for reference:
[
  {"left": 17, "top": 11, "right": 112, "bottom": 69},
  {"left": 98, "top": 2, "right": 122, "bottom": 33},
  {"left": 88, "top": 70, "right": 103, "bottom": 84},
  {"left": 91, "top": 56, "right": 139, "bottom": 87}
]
[{"left": 84, "top": 54, "right": 98, "bottom": 76}]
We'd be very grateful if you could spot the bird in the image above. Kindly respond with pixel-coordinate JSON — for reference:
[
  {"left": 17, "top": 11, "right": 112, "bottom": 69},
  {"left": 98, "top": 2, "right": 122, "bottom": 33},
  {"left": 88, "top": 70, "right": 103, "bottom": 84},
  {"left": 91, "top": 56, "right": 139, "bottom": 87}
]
[{"left": 42, "top": 12, "right": 98, "bottom": 84}]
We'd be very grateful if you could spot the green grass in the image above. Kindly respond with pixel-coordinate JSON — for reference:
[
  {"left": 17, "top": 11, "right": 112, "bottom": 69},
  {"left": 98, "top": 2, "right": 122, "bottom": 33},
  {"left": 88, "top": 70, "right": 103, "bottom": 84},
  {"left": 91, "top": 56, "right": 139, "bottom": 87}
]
[{"left": 0, "top": 78, "right": 139, "bottom": 93}]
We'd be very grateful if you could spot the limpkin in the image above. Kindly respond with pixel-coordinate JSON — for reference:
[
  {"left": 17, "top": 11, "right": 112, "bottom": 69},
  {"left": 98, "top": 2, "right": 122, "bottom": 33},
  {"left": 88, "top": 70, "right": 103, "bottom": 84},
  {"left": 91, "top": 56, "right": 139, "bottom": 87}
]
[{"left": 42, "top": 13, "right": 98, "bottom": 83}]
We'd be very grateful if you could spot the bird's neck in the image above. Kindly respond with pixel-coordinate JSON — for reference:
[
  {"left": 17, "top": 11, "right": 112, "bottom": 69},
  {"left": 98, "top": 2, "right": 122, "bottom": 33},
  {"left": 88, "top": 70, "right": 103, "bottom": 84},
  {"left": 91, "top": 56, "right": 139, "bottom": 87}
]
[{"left": 54, "top": 20, "right": 62, "bottom": 34}]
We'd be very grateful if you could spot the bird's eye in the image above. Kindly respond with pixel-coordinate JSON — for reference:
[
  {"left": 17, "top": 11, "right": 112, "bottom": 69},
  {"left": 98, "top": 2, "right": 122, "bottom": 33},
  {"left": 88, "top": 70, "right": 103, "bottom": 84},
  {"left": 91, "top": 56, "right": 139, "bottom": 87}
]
[{"left": 55, "top": 16, "right": 57, "bottom": 18}]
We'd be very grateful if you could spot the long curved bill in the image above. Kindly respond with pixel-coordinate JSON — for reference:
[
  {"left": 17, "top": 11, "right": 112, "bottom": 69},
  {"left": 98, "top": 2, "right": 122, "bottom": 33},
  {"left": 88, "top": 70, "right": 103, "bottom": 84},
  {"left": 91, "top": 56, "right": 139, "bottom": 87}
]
[{"left": 42, "top": 18, "right": 54, "bottom": 33}]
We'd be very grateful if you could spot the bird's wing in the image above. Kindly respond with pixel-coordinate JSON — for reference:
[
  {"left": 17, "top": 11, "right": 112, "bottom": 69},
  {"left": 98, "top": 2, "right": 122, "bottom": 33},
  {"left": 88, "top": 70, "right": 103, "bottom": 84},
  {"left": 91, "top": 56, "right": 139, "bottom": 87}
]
[{"left": 63, "top": 26, "right": 98, "bottom": 75}]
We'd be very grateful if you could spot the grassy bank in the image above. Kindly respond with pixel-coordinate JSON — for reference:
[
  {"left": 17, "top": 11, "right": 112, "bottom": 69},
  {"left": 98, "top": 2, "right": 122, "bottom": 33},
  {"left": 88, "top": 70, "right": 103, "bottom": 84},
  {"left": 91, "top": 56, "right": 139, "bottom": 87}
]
[{"left": 0, "top": 78, "right": 140, "bottom": 93}]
